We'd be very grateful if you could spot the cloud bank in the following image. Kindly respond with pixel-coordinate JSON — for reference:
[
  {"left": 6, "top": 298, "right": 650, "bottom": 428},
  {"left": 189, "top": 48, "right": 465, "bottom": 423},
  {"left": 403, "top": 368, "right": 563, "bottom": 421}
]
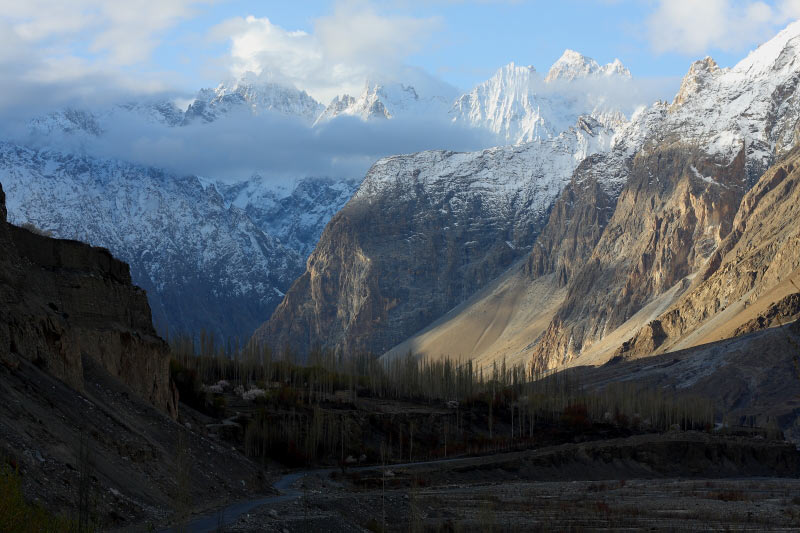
[
  {"left": 16, "top": 107, "right": 495, "bottom": 184},
  {"left": 647, "top": 0, "right": 800, "bottom": 55},
  {"left": 211, "top": 1, "right": 444, "bottom": 103}
]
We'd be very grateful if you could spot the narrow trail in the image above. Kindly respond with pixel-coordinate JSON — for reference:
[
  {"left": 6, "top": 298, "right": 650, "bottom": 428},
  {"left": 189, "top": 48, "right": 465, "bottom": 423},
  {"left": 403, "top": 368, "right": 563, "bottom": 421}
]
[{"left": 162, "top": 454, "right": 477, "bottom": 532}]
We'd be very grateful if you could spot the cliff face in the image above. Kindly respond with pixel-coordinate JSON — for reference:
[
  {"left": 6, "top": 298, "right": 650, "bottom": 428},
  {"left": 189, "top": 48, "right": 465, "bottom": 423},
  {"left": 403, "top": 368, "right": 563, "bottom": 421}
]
[
  {"left": 530, "top": 145, "right": 748, "bottom": 370},
  {"left": 523, "top": 153, "right": 621, "bottom": 286},
  {"left": 0, "top": 183, "right": 176, "bottom": 416},
  {"left": 617, "top": 148, "right": 800, "bottom": 358},
  {"left": 255, "top": 142, "right": 585, "bottom": 356}
]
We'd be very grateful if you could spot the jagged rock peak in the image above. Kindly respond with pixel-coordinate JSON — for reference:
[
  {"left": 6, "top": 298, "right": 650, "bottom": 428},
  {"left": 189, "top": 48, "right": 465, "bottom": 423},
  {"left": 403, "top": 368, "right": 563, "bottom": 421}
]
[
  {"left": 545, "top": 49, "right": 631, "bottom": 82},
  {"left": 185, "top": 72, "right": 324, "bottom": 124},
  {"left": 671, "top": 57, "right": 721, "bottom": 108},
  {"left": 315, "top": 78, "right": 450, "bottom": 124}
]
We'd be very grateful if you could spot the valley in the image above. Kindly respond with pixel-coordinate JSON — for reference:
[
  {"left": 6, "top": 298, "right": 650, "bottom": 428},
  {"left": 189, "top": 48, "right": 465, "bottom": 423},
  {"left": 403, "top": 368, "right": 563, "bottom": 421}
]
[{"left": 3, "top": 7, "right": 800, "bottom": 532}]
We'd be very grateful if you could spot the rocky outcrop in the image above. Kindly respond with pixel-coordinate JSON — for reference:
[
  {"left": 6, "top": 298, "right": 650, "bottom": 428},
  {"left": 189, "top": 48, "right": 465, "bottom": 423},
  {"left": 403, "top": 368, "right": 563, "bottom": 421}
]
[
  {"left": 731, "top": 293, "right": 800, "bottom": 337},
  {"left": 523, "top": 153, "right": 621, "bottom": 286},
  {"left": 0, "top": 182, "right": 176, "bottom": 416},
  {"left": 616, "top": 148, "right": 800, "bottom": 357},
  {"left": 531, "top": 145, "right": 747, "bottom": 370}
]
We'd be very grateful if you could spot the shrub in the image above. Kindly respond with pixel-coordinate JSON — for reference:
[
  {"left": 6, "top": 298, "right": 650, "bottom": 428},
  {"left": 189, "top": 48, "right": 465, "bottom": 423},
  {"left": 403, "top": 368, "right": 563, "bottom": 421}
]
[
  {"left": 19, "top": 222, "right": 54, "bottom": 237},
  {"left": 0, "top": 462, "right": 75, "bottom": 532}
]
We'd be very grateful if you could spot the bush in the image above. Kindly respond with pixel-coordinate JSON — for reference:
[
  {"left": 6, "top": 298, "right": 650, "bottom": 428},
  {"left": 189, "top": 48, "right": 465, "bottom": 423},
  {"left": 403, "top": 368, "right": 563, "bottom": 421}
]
[
  {"left": 19, "top": 222, "right": 54, "bottom": 237},
  {"left": 0, "top": 462, "right": 75, "bottom": 532}
]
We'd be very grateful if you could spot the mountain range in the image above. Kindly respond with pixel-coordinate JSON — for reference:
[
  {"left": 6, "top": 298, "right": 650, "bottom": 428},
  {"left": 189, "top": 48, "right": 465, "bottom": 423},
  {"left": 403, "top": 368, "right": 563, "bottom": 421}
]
[
  {"left": 262, "top": 18, "right": 800, "bottom": 391},
  {"left": 1, "top": 49, "right": 636, "bottom": 342}
]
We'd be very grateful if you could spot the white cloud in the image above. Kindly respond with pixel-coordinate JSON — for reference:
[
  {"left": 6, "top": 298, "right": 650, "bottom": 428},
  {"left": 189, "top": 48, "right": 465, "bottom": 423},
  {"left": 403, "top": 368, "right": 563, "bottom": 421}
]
[
  {"left": 212, "top": 1, "right": 441, "bottom": 102},
  {"left": 1, "top": 0, "right": 215, "bottom": 66},
  {"left": 0, "top": 0, "right": 213, "bottom": 118},
  {"left": 646, "top": 0, "right": 800, "bottom": 55}
]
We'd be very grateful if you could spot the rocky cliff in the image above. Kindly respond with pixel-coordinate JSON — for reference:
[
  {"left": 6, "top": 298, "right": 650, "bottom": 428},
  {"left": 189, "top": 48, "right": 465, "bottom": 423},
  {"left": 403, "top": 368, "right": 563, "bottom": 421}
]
[
  {"left": 254, "top": 136, "right": 597, "bottom": 356},
  {"left": 0, "top": 183, "right": 176, "bottom": 416},
  {"left": 530, "top": 145, "right": 748, "bottom": 369},
  {"left": 525, "top": 22, "right": 800, "bottom": 371},
  {"left": 522, "top": 153, "right": 622, "bottom": 286},
  {"left": 616, "top": 147, "right": 800, "bottom": 359}
]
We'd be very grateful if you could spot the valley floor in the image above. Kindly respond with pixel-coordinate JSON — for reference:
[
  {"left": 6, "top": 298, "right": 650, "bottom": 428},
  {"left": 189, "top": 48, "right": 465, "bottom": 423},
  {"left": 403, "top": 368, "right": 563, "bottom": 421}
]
[
  {"left": 216, "top": 432, "right": 800, "bottom": 532},
  {"left": 231, "top": 475, "right": 800, "bottom": 532}
]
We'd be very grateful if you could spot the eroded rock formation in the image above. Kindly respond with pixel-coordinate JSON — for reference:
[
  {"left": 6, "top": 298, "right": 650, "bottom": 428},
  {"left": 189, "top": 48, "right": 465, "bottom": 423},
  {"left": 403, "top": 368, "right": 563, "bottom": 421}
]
[
  {"left": 617, "top": 148, "right": 800, "bottom": 358},
  {"left": 0, "top": 183, "right": 176, "bottom": 416},
  {"left": 531, "top": 146, "right": 747, "bottom": 369}
]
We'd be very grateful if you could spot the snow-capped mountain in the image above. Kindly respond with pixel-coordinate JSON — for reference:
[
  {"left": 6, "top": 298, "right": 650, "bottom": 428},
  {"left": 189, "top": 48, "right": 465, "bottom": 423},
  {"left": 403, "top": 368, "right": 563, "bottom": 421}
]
[
  {"left": 256, "top": 106, "right": 626, "bottom": 355},
  {"left": 523, "top": 18, "right": 800, "bottom": 369},
  {"left": 315, "top": 80, "right": 453, "bottom": 124},
  {"left": 450, "top": 52, "right": 632, "bottom": 144},
  {"left": 0, "top": 142, "right": 356, "bottom": 342},
  {"left": 183, "top": 72, "right": 324, "bottom": 125},
  {"left": 544, "top": 49, "right": 630, "bottom": 82},
  {"left": 213, "top": 175, "right": 360, "bottom": 257},
  {"left": 657, "top": 20, "right": 800, "bottom": 180},
  {"left": 4, "top": 47, "right": 652, "bottom": 347},
  {"left": 258, "top": 21, "right": 800, "bottom": 361}
]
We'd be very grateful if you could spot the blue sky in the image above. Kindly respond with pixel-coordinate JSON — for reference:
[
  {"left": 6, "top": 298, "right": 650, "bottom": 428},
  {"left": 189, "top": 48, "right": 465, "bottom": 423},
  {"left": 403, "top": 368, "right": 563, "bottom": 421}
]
[
  {"left": 132, "top": 0, "right": 800, "bottom": 98},
  {"left": 4, "top": 0, "right": 798, "bottom": 106}
]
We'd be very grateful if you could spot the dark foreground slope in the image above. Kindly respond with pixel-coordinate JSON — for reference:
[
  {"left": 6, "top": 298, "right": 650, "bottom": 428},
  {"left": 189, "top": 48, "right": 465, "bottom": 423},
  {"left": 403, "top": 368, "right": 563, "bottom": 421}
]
[
  {"left": 0, "top": 182, "right": 267, "bottom": 529},
  {"left": 0, "top": 182, "right": 175, "bottom": 415},
  {"left": 0, "top": 352, "right": 266, "bottom": 530}
]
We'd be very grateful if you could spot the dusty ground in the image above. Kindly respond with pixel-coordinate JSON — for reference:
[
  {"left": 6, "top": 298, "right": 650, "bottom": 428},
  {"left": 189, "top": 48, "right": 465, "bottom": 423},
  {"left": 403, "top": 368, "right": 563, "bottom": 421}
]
[
  {"left": 227, "top": 432, "right": 800, "bottom": 532},
  {"left": 231, "top": 478, "right": 800, "bottom": 532}
]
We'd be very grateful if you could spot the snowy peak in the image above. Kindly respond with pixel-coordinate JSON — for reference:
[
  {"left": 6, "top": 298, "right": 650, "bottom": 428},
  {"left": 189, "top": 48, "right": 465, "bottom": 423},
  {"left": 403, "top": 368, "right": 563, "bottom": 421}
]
[
  {"left": 640, "top": 19, "right": 800, "bottom": 180},
  {"left": 451, "top": 57, "right": 632, "bottom": 144},
  {"left": 733, "top": 19, "right": 800, "bottom": 76},
  {"left": 449, "top": 62, "right": 547, "bottom": 143},
  {"left": 184, "top": 73, "right": 324, "bottom": 124},
  {"left": 315, "top": 80, "right": 449, "bottom": 124},
  {"left": 545, "top": 50, "right": 630, "bottom": 82},
  {"left": 453, "top": 62, "right": 539, "bottom": 109}
]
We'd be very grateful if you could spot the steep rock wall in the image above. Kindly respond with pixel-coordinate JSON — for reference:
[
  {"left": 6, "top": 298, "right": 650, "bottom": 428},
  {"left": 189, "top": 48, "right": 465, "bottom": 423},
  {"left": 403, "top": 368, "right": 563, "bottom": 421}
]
[
  {"left": 617, "top": 148, "right": 800, "bottom": 358},
  {"left": 254, "top": 145, "right": 574, "bottom": 356},
  {"left": 0, "top": 182, "right": 176, "bottom": 416},
  {"left": 531, "top": 145, "right": 747, "bottom": 370}
]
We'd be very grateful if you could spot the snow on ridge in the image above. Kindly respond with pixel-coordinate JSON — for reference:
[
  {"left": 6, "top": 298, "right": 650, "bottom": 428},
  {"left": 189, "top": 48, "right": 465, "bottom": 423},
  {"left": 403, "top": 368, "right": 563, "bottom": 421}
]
[
  {"left": 545, "top": 49, "right": 631, "bottom": 83},
  {"left": 353, "top": 112, "right": 618, "bottom": 223},
  {"left": 663, "top": 20, "right": 800, "bottom": 173},
  {"left": 733, "top": 19, "right": 800, "bottom": 76}
]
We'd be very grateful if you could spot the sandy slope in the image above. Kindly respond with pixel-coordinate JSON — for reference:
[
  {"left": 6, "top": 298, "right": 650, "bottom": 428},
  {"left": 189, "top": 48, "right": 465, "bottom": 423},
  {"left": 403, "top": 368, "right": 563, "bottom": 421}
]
[{"left": 382, "top": 263, "right": 565, "bottom": 370}]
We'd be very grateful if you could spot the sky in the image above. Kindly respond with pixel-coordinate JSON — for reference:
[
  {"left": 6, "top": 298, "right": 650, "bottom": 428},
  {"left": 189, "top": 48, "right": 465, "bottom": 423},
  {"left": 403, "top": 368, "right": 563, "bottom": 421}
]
[{"left": 2, "top": 0, "right": 800, "bottom": 181}]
